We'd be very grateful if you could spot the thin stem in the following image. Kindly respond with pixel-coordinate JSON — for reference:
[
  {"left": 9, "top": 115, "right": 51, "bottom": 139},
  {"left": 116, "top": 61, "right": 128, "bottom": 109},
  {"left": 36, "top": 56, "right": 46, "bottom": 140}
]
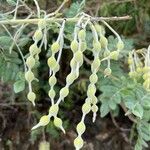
[
  {"left": 0, "top": 16, "right": 132, "bottom": 25},
  {"left": 33, "top": 0, "right": 41, "bottom": 18}
]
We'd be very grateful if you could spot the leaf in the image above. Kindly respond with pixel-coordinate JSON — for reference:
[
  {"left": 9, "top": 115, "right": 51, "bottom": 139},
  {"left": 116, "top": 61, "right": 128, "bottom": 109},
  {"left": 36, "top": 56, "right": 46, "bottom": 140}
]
[
  {"left": 100, "top": 101, "right": 110, "bottom": 117},
  {"left": 132, "top": 103, "right": 143, "bottom": 119},
  {"left": 0, "top": 36, "right": 12, "bottom": 49},
  {"left": 13, "top": 80, "right": 25, "bottom": 93}
]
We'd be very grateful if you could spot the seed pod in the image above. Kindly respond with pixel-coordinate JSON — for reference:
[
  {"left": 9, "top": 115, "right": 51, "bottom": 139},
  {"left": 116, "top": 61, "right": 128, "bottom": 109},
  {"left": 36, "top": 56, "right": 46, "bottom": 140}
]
[
  {"left": 128, "top": 58, "right": 133, "bottom": 65},
  {"left": 60, "top": 86, "right": 69, "bottom": 99},
  {"left": 89, "top": 73, "right": 98, "bottom": 84},
  {"left": 66, "top": 73, "right": 76, "bottom": 85},
  {"left": 104, "top": 68, "right": 112, "bottom": 76},
  {"left": 136, "top": 67, "right": 143, "bottom": 73},
  {"left": 49, "top": 75, "right": 57, "bottom": 86},
  {"left": 70, "top": 58, "right": 77, "bottom": 69},
  {"left": 80, "top": 42, "right": 87, "bottom": 52},
  {"left": 78, "top": 29, "right": 86, "bottom": 40},
  {"left": 143, "top": 73, "right": 150, "bottom": 80},
  {"left": 39, "top": 115, "right": 50, "bottom": 126},
  {"left": 51, "top": 42, "right": 60, "bottom": 53},
  {"left": 76, "top": 121, "right": 86, "bottom": 135},
  {"left": 143, "top": 67, "right": 150, "bottom": 73},
  {"left": 29, "top": 44, "right": 39, "bottom": 56},
  {"left": 93, "top": 41, "right": 101, "bottom": 52},
  {"left": 38, "top": 20, "right": 46, "bottom": 29},
  {"left": 25, "top": 70, "right": 35, "bottom": 82},
  {"left": 82, "top": 102, "right": 91, "bottom": 114},
  {"left": 39, "top": 141, "right": 50, "bottom": 150},
  {"left": 48, "top": 89, "right": 56, "bottom": 99},
  {"left": 100, "top": 35, "right": 108, "bottom": 48},
  {"left": 87, "top": 84, "right": 96, "bottom": 97},
  {"left": 143, "top": 79, "right": 150, "bottom": 90},
  {"left": 129, "top": 71, "right": 138, "bottom": 78},
  {"left": 71, "top": 40, "right": 79, "bottom": 53},
  {"left": 27, "top": 92, "right": 36, "bottom": 105},
  {"left": 91, "top": 104, "right": 98, "bottom": 113},
  {"left": 91, "top": 96, "right": 98, "bottom": 104},
  {"left": 49, "top": 104, "right": 59, "bottom": 117},
  {"left": 47, "top": 56, "right": 57, "bottom": 69},
  {"left": 95, "top": 24, "right": 105, "bottom": 35},
  {"left": 74, "top": 136, "right": 84, "bottom": 150},
  {"left": 103, "top": 50, "right": 110, "bottom": 57},
  {"left": 117, "top": 40, "right": 124, "bottom": 50},
  {"left": 91, "top": 58, "right": 101, "bottom": 72},
  {"left": 33, "top": 29, "right": 43, "bottom": 42},
  {"left": 54, "top": 117, "right": 65, "bottom": 134},
  {"left": 53, "top": 63, "right": 60, "bottom": 73},
  {"left": 26, "top": 56, "right": 35, "bottom": 69},
  {"left": 110, "top": 51, "right": 119, "bottom": 60},
  {"left": 74, "top": 51, "right": 83, "bottom": 63}
]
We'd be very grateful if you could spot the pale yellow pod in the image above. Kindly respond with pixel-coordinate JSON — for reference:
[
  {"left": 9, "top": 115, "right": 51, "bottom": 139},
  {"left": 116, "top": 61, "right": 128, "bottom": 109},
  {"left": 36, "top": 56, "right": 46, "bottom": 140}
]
[
  {"left": 29, "top": 44, "right": 39, "bottom": 56},
  {"left": 48, "top": 89, "right": 56, "bottom": 99},
  {"left": 74, "top": 136, "right": 84, "bottom": 150},
  {"left": 60, "top": 86, "right": 69, "bottom": 99},
  {"left": 33, "top": 29, "right": 43, "bottom": 42},
  {"left": 78, "top": 29, "right": 86, "bottom": 40},
  {"left": 117, "top": 40, "right": 124, "bottom": 50},
  {"left": 66, "top": 73, "right": 76, "bottom": 85},
  {"left": 103, "top": 50, "right": 110, "bottom": 57},
  {"left": 74, "top": 51, "right": 83, "bottom": 63},
  {"left": 143, "top": 73, "right": 150, "bottom": 80},
  {"left": 47, "top": 56, "right": 57, "bottom": 69},
  {"left": 87, "top": 84, "right": 96, "bottom": 97},
  {"left": 49, "top": 75, "right": 57, "bottom": 86},
  {"left": 89, "top": 73, "right": 98, "bottom": 84},
  {"left": 104, "top": 68, "right": 112, "bottom": 76},
  {"left": 27, "top": 91, "right": 36, "bottom": 105},
  {"left": 91, "top": 58, "right": 101, "bottom": 72},
  {"left": 54, "top": 117, "right": 65, "bottom": 133},
  {"left": 26, "top": 56, "right": 35, "bottom": 69},
  {"left": 49, "top": 104, "right": 59, "bottom": 117},
  {"left": 51, "top": 42, "right": 60, "bottom": 53},
  {"left": 76, "top": 121, "right": 86, "bottom": 135},
  {"left": 70, "top": 58, "right": 77, "bottom": 69},
  {"left": 93, "top": 41, "right": 101, "bottom": 52},
  {"left": 25, "top": 70, "right": 35, "bottom": 82},
  {"left": 91, "top": 104, "right": 98, "bottom": 113},
  {"left": 39, "top": 141, "right": 50, "bottom": 150},
  {"left": 109, "top": 51, "right": 119, "bottom": 60},
  {"left": 39, "top": 115, "right": 50, "bottom": 126},
  {"left": 100, "top": 35, "right": 108, "bottom": 49},
  {"left": 71, "top": 40, "right": 79, "bottom": 53},
  {"left": 82, "top": 102, "right": 91, "bottom": 114},
  {"left": 80, "top": 42, "right": 87, "bottom": 52}
]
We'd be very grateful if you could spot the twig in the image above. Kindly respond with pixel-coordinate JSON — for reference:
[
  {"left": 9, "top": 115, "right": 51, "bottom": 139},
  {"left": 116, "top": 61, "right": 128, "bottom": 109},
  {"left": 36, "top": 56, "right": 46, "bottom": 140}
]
[{"left": 0, "top": 16, "right": 132, "bottom": 25}]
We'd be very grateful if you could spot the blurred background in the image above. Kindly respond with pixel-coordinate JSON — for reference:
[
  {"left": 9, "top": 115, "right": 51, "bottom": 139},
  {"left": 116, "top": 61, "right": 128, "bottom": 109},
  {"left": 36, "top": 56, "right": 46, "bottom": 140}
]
[{"left": 0, "top": 0, "right": 150, "bottom": 150}]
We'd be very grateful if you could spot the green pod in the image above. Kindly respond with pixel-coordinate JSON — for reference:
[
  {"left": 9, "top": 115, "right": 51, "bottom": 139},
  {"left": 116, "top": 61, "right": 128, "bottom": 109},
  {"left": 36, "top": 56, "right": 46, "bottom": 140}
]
[{"left": 38, "top": 20, "right": 46, "bottom": 29}]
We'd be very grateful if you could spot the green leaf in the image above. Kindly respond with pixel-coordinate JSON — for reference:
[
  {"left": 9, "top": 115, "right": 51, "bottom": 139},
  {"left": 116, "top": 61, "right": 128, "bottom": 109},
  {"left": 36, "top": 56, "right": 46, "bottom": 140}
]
[
  {"left": 100, "top": 102, "right": 110, "bottom": 117},
  {"left": 13, "top": 80, "right": 25, "bottom": 93},
  {"left": 132, "top": 103, "right": 143, "bottom": 119}
]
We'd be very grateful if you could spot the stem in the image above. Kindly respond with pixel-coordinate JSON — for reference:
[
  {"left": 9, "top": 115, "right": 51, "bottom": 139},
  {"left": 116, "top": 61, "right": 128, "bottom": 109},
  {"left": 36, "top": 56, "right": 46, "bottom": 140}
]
[{"left": 0, "top": 16, "right": 132, "bottom": 25}]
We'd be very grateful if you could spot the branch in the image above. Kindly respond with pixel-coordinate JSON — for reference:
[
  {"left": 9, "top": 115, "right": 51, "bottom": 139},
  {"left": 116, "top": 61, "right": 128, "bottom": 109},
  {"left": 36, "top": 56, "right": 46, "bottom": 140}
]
[{"left": 0, "top": 16, "right": 132, "bottom": 25}]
